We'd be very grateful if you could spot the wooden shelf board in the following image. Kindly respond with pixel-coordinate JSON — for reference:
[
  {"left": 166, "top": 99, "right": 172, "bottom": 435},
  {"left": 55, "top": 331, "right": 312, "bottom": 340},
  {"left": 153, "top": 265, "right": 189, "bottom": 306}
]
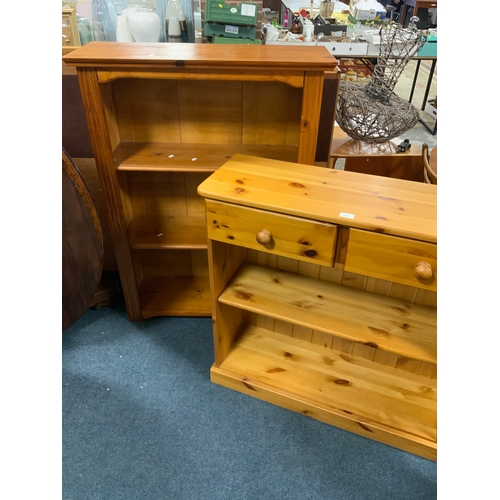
[
  {"left": 218, "top": 262, "right": 437, "bottom": 364},
  {"left": 114, "top": 142, "right": 299, "bottom": 172},
  {"left": 139, "top": 275, "right": 212, "bottom": 318},
  {"left": 128, "top": 215, "right": 208, "bottom": 249},
  {"left": 213, "top": 325, "right": 437, "bottom": 460}
]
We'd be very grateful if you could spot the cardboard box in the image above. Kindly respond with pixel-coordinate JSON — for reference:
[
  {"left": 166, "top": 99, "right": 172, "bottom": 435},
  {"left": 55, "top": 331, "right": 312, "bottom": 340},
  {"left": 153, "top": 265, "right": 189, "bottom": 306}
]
[{"left": 349, "top": 0, "right": 386, "bottom": 21}]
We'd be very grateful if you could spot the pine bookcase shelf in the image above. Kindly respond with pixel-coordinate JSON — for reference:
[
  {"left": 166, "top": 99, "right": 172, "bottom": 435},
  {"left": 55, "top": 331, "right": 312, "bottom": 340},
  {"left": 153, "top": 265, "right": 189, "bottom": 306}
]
[
  {"left": 212, "top": 326, "right": 436, "bottom": 458},
  {"left": 219, "top": 262, "right": 437, "bottom": 364},
  {"left": 139, "top": 275, "right": 211, "bottom": 318},
  {"left": 63, "top": 43, "right": 338, "bottom": 320},
  {"left": 198, "top": 154, "right": 437, "bottom": 460},
  {"left": 114, "top": 142, "right": 300, "bottom": 172}
]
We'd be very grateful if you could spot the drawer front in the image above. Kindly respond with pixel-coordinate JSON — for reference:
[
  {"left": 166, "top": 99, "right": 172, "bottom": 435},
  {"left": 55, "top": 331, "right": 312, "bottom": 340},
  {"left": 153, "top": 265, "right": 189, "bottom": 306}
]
[
  {"left": 344, "top": 229, "right": 437, "bottom": 291},
  {"left": 206, "top": 200, "right": 337, "bottom": 266}
]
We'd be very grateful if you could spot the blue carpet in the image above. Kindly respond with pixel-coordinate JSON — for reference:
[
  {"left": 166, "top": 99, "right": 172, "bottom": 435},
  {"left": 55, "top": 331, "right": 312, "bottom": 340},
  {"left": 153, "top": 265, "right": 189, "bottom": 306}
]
[{"left": 63, "top": 305, "right": 437, "bottom": 500}]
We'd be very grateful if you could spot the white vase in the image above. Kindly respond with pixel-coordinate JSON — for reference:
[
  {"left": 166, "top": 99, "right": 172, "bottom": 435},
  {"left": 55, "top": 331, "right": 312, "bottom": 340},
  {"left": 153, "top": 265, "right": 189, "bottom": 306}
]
[
  {"left": 167, "top": 17, "right": 182, "bottom": 42},
  {"left": 128, "top": 8, "right": 161, "bottom": 42},
  {"left": 165, "top": 0, "right": 186, "bottom": 41},
  {"left": 116, "top": 15, "right": 135, "bottom": 42}
]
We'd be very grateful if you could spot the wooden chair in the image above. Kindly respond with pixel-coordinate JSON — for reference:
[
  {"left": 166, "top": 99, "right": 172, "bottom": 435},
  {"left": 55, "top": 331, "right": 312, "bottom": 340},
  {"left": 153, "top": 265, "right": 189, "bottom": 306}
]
[{"left": 422, "top": 143, "right": 437, "bottom": 184}]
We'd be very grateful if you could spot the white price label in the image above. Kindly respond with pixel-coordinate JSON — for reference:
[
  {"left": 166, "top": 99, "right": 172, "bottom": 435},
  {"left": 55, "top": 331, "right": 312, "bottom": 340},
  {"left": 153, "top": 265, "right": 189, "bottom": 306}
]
[
  {"left": 225, "top": 25, "right": 239, "bottom": 34},
  {"left": 339, "top": 212, "right": 355, "bottom": 219},
  {"left": 241, "top": 4, "right": 256, "bottom": 17}
]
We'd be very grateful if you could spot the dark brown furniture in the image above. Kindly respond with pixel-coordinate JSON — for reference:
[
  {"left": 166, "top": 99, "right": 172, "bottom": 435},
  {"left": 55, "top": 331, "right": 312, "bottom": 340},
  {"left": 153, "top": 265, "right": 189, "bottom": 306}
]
[{"left": 62, "top": 150, "right": 104, "bottom": 330}]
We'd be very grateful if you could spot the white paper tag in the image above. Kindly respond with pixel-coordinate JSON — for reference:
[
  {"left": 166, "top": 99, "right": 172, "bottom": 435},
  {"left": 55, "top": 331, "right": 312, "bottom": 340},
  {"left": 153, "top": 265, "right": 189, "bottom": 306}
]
[
  {"left": 339, "top": 212, "right": 355, "bottom": 219},
  {"left": 225, "top": 25, "right": 239, "bottom": 34},
  {"left": 241, "top": 4, "right": 256, "bottom": 17}
]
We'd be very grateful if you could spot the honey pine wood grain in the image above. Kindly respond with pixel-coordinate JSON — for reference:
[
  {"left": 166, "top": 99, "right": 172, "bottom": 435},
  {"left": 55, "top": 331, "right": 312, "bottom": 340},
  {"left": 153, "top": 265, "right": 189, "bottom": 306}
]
[
  {"left": 212, "top": 326, "right": 437, "bottom": 460},
  {"left": 199, "top": 154, "right": 437, "bottom": 459},
  {"left": 197, "top": 155, "right": 437, "bottom": 243},
  {"left": 62, "top": 43, "right": 337, "bottom": 72},
  {"left": 65, "top": 45, "right": 336, "bottom": 320},
  {"left": 206, "top": 200, "right": 337, "bottom": 267},
  {"left": 344, "top": 229, "right": 437, "bottom": 291},
  {"left": 77, "top": 68, "right": 142, "bottom": 320},
  {"left": 218, "top": 262, "right": 437, "bottom": 364}
]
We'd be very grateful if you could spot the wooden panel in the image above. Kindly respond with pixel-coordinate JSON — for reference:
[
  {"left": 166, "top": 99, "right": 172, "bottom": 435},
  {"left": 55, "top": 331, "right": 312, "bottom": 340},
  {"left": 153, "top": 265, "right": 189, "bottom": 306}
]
[
  {"left": 329, "top": 126, "right": 424, "bottom": 182},
  {"left": 298, "top": 72, "right": 325, "bottom": 165},
  {"left": 178, "top": 80, "right": 242, "bottom": 144},
  {"left": 98, "top": 69, "right": 305, "bottom": 87},
  {"left": 77, "top": 68, "right": 142, "bottom": 320},
  {"left": 113, "top": 79, "right": 181, "bottom": 143},
  {"left": 219, "top": 262, "right": 437, "bottom": 364},
  {"left": 139, "top": 249, "right": 201, "bottom": 277},
  {"left": 242, "top": 82, "right": 302, "bottom": 147},
  {"left": 127, "top": 171, "right": 187, "bottom": 217},
  {"left": 345, "top": 229, "right": 437, "bottom": 291},
  {"left": 207, "top": 239, "right": 247, "bottom": 365},
  {"left": 128, "top": 215, "right": 207, "bottom": 249},
  {"left": 206, "top": 200, "right": 337, "bottom": 267}
]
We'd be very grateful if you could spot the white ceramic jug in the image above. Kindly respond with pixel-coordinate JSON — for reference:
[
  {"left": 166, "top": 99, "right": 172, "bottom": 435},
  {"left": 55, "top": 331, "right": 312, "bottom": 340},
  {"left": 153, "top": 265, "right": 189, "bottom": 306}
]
[
  {"left": 167, "top": 17, "right": 182, "bottom": 42},
  {"left": 165, "top": 0, "right": 186, "bottom": 42},
  {"left": 116, "top": 14, "right": 135, "bottom": 42},
  {"left": 128, "top": 8, "right": 161, "bottom": 42}
]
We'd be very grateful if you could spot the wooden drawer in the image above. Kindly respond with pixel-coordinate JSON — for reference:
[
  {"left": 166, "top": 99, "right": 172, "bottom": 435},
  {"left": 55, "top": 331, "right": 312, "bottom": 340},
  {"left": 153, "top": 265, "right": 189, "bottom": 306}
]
[
  {"left": 206, "top": 200, "right": 337, "bottom": 266},
  {"left": 344, "top": 229, "right": 437, "bottom": 291}
]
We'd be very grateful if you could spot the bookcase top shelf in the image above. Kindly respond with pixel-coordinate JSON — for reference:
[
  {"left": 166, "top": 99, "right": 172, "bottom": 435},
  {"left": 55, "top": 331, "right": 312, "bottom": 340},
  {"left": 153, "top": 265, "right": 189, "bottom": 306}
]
[{"left": 62, "top": 42, "right": 338, "bottom": 72}]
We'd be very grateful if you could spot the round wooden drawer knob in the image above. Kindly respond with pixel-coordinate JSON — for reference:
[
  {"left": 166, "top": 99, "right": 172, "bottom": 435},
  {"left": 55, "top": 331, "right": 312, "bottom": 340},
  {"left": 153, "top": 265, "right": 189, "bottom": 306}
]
[
  {"left": 414, "top": 261, "right": 433, "bottom": 281},
  {"left": 256, "top": 229, "right": 272, "bottom": 245}
]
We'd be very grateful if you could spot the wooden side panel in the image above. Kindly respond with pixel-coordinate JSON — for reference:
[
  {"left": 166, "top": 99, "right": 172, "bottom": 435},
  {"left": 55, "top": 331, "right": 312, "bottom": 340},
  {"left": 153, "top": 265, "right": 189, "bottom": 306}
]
[
  {"left": 77, "top": 68, "right": 142, "bottom": 320},
  {"left": 298, "top": 71, "right": 324, "bottom": 165},
  {"left": 208, "top": 239, "right": 246, "bottom": 365}
]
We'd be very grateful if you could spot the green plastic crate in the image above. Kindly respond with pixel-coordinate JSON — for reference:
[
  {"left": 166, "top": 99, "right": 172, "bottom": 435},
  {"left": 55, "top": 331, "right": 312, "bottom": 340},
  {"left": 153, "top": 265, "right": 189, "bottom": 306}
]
[
  {"left": 205, "top": 0, "right": 259, "bottom": 27},
  {"left": 204, "top": 21, "right": 256, "bottom": 40},
  {"left": 207, "top": 35, "right": 262, "bottom": 44},
  {"left": 418, "top": 34, "right": 437, "bottom": 57}
]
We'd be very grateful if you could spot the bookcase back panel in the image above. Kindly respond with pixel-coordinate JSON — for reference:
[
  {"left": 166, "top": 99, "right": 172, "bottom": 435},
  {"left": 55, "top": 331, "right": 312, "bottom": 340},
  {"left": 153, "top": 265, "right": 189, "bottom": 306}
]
[
  {"left": 127, "top": 171, "right": 209, "bottom": 218},
  {"left": 139, "top": 249, "right": 209, "bottom": 277},
  {"left": 110, "top": 79, "right": 303, "bottom": 146}
]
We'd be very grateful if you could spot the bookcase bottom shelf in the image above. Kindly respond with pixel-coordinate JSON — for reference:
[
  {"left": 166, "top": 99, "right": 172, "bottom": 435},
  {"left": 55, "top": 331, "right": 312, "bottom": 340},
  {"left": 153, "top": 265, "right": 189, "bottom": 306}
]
[
  {"left": 211, "top": 325, "right": 437, "bottom": 460},
  {"left": 139, "top": 275, "right": 212, "bottom": 318}
]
